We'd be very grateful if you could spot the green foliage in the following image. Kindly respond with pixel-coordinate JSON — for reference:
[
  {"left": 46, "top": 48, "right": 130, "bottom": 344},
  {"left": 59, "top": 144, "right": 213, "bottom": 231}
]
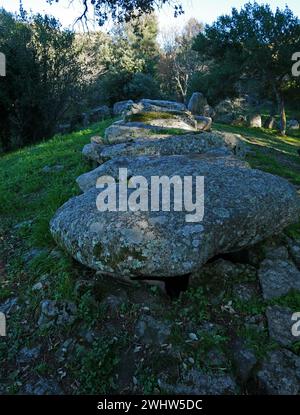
[
  {"left": 0, "top": 10, "right": 82, "bottom": 152},
  {"left": 159, "top": 18, "right": 204, "bottom": 101},
  {"left": 125, "top": 73, "right": 160, "bottom": 100},
  {"left": 193, "top": 2, "right": 300, "bottom": 131},
  {"left": 98, "top": 14, "right": 160, "bottom": 104},
  {"left": 75, "top": 338, "right": 121, "bottom": 394}
]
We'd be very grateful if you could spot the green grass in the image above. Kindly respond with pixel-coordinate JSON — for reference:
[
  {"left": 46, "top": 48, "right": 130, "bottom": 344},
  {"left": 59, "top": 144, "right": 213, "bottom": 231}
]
[
  {"left": 1, "top": 118, "right": 300, "bottom": 393},
  {"left": 0, "top": 119, "right": 113, "bottom": 245}
]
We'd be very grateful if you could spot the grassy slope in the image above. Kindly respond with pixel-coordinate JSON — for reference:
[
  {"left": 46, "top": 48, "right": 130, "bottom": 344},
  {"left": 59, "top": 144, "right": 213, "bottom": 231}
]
[{"left": 1, "top": 120, "right": 300, "bottom": 394}]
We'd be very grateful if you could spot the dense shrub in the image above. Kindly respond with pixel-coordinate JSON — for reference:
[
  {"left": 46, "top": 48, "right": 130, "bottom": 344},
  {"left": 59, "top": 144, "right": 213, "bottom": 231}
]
[{"left": 0, "top": 10, "right": 82, "bottom": 152}]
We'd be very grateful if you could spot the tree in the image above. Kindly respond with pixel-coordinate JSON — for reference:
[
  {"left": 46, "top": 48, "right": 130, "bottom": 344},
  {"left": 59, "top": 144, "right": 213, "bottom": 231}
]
[
  {"left": 193, "top": 2, "right": 300, "bottom": 135},
  {"left": 46, "top": 0, "right": 183, "bottom": 25},
  {"left": 97, "top": 13, "right": 160, "bottom": 103},
  {"left": 0, "top": 10, "right": 82, "bottom": 151},
  {"left": 159, "top": 18, "right": 205, "bottom": 102}
]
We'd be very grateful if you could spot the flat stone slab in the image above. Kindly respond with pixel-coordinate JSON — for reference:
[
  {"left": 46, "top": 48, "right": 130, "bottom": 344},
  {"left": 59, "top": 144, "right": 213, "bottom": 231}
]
[
  {"left": 104, "top": 119, "right": 197, "bottom": 144},
  {"left": 130, "top": 99, "right": 187, "bottom": 114},
  {"left": 77, "top": 152, "right": 248, "bottom": 193},
  {"left": 50, "top": 154, "right": 300, "bottom": 279},
  {"left": 82, "top": 131, "right": 247, "bottom": 164}
]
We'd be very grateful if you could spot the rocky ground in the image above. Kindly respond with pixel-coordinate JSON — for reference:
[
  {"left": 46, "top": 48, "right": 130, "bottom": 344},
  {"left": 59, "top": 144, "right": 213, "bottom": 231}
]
[{"left": 1, "top": 108, "right": 300, "bottom": 395}]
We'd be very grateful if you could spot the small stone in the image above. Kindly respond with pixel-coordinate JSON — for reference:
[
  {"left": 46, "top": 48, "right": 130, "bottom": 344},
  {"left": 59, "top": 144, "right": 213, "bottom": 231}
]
[
  {"left": 257, "top": 349, "right": 300, "bottom": 395},
  {"left": 265, "top": 245, "right": 289, "bottom": 260},
  {"left": 32, "top": 282, "right": 43, "bottom": 292},
  {"left": 135, "top": 315, "right": 172, "bottom": 345},
  {"left": 266, "top": 305, "right": 299, "bottom": 347},
  {"left": 23, "top": 248, "right": 47, "bottom": 264},
  {"left": 258, "top": 259, "right": 300, "bottom": 300},
  {"left": 287, "top": 119, "right": 299, "bottom": 130},
  {"left": 14, "top": 220, "right": 33, "bottom": 230},
  {"left": 17, "top": 346, "right": 41, "bottom": 364},
  {"left": 38, "top": 300, "right": 77, "bottom": 327},
  {"left": 232, "top": 340, "right": 257, "bottom": 382},
  {"left": 24, "top": 378, "right": 63, "bottom": 395},
  {"left": 91, "top": 135, "right": 104, "bottom": 145},
  {"left": 248, "top": 114, "right": 262, "bottom": 128},
  {"left": 233, "top": 283, "right": 257, "bottom": 302},
  {"left": 0, "top": 298, "right": 18, "bottom": 315},
  {"left": 188, "top": 333, "right": 199, "bottom": 341},
  {"left": 287, "top": 238, "right": 300, "bottom": 268}
]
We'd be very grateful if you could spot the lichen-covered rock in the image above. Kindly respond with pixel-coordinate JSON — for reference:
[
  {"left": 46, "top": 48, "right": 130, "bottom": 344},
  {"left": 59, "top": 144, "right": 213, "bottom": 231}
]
[
  {"left": 266, "top": 305, "right": 298, "bottom": 347},
  {"left": 77, "top": 152, "right": 248, "bottom": 193},
  {"left": 188, "top": 92, "right": 208, "bottom": 115},
  {"left": 129, "top": 99, "right": 187, "bottom": 114},
  {"left": 99, "top": 133, "right": 231, "bottom": 163},
  {"left": 287, "top": 238, "right": 300, "bottom": 268},
  {"left": 232, "top": 339, "right": 257, "bottom": 382},
  {"left": 113, "top": 100, "right": 134, "bottom": 116},
  {"left": 258, "top": 259, "right": 300, "bottom": 300},
  {"left": 248, "top": 114, "right": 262, "bottom": 128},
  {"left": 82, "top": 130, "right": 247, "bottom": 165},
  {"left": 257, "top": 350, "right": 300, "bottom": 395},
  {"left": 50, "top": 154, "right": 300, "bottom": 279},
  {"left": 38, "top": 300, "right": 77, "bottom": 327},
  {"left": 104, "top": 118, "right": 197, "bottom": 144},
  {"left": 82, "top": 142, "right": 104, "bottom": 164},
  {"left": 195, "top": 115, "right": 212, "bottom": 131}
]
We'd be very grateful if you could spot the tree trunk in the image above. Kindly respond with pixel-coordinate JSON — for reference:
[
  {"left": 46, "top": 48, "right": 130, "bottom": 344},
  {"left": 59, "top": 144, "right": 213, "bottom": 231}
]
[
  {"left": 274, "top": 87, "right": 286, "bottom": 136},
  {"left": 279, "top": 94, "right": 287, "bottom": 136}
]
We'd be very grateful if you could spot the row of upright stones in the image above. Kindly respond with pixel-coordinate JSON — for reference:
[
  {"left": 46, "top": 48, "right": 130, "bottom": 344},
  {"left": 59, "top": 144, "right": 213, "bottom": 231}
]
[{"left": 49, "top": 95, "right": 300, "bottom": 394}]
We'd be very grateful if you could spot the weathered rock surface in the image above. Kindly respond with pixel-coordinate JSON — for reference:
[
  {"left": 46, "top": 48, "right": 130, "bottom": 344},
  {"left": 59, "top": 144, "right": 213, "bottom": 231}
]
[
  {"left": 287, "top": 238, "right": 300, "bottom": 268},
  {"left": 81, "top": 131, "right": 247, "bottom": 165},
  {"left": 17, "top": 346, "right": 41, "bottom": 364},
  {"left": 258, "top": 258, "right": 300, "bottom": 300},
  {"left": 113, "top": 100, "right": 134, "bottom": 116},
  {"left": 257, "top": 350, "right": 300, "bottom": 395},
  {"left": 82, "top": 142, "right": 104, "bottom": 164},
  {"left": 24, "top": 378, "right": 63, "bottom": 395},
  {"left": 266, "top": 305, "right": 298, "bottom": 347},
  {"left": 232, "top": 339, "right": 257, "bottom": 382},
  {"left": 287, "top": 119, "right": 299, "bottom": 130},
  {"left": 77, "top": 152, "right": 248, "bottom": 193},
  {"left": 248, "top": 114, "right": 262, "bottom": 128},
  {"left": 38, "top": 300, "right": 77, "bottom": 327},
  {"left": 51, "top": 154, "right": 300, "bottom": 279},
  {"left": 188, "top": 92, "right": 208, "bottom": 115},
  {"left": 104, "top": 118, "right": 197, "bottom": 144},
  {"left": 194, "top": 115, "right": 212, "bottom": 131},
  {"left": 129, "top": 99, "right": 186, "bottom": 114}
]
